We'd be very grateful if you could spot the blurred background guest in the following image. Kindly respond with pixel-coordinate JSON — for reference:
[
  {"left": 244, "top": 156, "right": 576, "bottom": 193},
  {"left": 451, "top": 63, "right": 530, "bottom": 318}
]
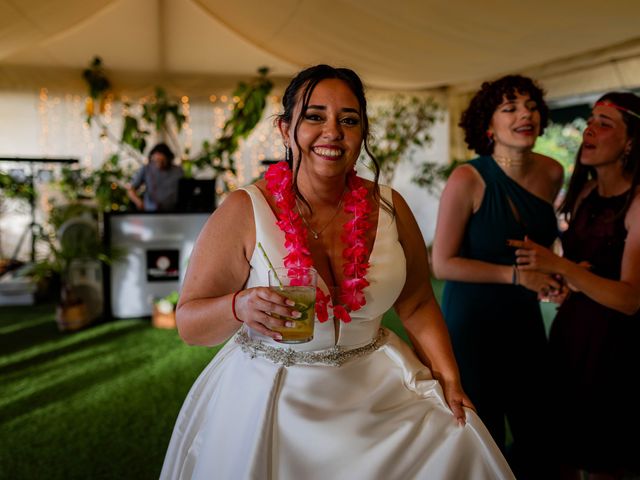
[
  {"left": 126, "top": 143, "right": 183, "bottom": 212},
  {"left": 431, "top": 75, "right": 564, "bottom": 478},
  {"left": 514, "top": 91, "right": 640, "bottom": 480}
]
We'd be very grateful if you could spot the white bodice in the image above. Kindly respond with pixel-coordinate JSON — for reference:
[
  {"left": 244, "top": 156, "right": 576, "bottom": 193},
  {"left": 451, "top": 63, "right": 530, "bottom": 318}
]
[{"left": 241, "top": 183, "right": 406, "bottom": 351}]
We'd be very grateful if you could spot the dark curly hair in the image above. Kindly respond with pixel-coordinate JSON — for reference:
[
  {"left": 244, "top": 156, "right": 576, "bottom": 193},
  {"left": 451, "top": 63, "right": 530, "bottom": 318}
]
[
  {"left": 277, "top": 64, "right": 391, "bottom": 214},
  {"left": 459, "top": 75, "right": 549, "bottom": 155},
  {"left": 561, "top": 91, "right": 640, "bottom": 220}
]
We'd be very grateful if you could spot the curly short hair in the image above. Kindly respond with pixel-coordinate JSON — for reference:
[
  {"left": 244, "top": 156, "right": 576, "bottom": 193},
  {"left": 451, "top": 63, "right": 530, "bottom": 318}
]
[{"left": 459, "top": 75, "right": 549, "bottom": 155}]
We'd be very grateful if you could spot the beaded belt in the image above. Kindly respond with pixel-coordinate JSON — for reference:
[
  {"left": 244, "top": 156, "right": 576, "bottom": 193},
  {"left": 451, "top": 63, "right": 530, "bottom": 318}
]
[{"left": 235, "top": 328, "right": 387, "bottom": 367}]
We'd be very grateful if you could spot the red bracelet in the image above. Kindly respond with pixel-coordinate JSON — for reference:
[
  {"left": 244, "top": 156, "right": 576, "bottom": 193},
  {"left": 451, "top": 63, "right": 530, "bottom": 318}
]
[{"left": 231, "top": 291, "right": 243, "bottom": 323}]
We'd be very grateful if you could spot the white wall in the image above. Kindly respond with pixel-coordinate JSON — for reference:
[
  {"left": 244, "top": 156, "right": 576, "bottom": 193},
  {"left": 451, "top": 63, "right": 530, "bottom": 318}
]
[{"left": 390, "top": 111, "right": 449, "bottom": 246}]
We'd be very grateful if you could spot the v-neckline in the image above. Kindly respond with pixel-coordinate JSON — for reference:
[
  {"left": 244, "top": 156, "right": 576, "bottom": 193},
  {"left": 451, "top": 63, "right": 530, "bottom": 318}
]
[{"left": 253, "top": 185, "right": 382, "bottom": 296}]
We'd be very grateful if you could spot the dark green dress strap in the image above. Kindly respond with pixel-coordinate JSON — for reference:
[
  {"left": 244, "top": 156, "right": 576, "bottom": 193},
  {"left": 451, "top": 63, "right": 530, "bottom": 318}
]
[{"left": 462, "top": 155, "right": 558, "bottom": 266}]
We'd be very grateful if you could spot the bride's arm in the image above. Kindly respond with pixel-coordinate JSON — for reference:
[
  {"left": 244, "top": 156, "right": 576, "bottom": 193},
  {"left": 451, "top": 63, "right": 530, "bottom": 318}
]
[
  {"left": 392, "top": 190, "right": 473, "bottom": 425},
  {"left": 176, "top": 189, "right": 295, "bottom": 346}
]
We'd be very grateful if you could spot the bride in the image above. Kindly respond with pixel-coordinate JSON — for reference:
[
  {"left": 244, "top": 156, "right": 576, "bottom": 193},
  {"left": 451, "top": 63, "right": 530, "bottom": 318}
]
[{"left": 161, "top": 64, "right": 514, "bottom": 480}]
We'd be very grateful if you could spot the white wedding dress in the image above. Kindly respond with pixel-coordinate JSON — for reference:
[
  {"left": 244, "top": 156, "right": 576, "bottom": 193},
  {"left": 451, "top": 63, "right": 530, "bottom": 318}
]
[{"left": 161, "top": 184, "right": 514, "bottom": 480}]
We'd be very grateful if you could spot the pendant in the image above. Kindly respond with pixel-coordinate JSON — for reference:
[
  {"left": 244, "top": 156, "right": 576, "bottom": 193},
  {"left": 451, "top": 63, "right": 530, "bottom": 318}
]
[{"left": 312, "top": 232, "right": 319, "bottom": 240}]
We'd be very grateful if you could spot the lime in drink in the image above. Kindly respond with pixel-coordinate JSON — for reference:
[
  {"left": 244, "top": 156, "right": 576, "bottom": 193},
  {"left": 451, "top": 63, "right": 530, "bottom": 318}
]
[
  {"left": 268, "top": 267, "right": 317, "bottom": 344},
  {"left": 269, "top": 285, "right": 316, "bottom": 343}
]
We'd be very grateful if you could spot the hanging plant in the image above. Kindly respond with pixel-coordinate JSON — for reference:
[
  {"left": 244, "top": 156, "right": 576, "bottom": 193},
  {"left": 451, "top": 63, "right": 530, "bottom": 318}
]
[
  {"left": 79, "top": 58, "right": 273, "bottom": 196},
  {"left": 193, "top": 67, "right": 273, "bottom": 178},
  {"left": 82, "top": 56, "right": 111, "bottom": 124},
  {"left": 121, "top": 115, "right": 149, "bottom": 154},
  {"left": 142, "top": 87, "right": 186, "bottom": 134},
  {"left": 57, "top": 155, "right": 133, "bottom": 212}
]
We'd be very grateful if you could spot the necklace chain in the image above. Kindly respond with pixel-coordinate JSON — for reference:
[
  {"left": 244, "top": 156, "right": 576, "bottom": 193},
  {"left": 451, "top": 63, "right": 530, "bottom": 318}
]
[
  {"left": 493, "top": 154, "right": 528, "bottom": 167},
  {"left": 296, "top": 192, "right": 345, "bottom": 240}
]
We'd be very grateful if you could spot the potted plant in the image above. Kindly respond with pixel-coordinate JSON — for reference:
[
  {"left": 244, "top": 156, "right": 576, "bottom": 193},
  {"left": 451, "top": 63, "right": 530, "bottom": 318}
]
[
  {"left": 31, "top": 202, "right": 122, "bottom": 331},
  {"left": 152, "top": 291, "right": 179, "bottom": 329}
]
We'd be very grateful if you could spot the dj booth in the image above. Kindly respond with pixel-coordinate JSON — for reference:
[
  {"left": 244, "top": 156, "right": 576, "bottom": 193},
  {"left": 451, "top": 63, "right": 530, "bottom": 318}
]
[{"left": 104, "top": 178, "right": 215, "bottom": 319}]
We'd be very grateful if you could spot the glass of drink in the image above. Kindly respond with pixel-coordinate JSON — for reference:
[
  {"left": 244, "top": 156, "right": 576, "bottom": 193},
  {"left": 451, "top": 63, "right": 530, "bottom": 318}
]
[{"left": 268, "top": 267, "right": 317, "bottom": 343}]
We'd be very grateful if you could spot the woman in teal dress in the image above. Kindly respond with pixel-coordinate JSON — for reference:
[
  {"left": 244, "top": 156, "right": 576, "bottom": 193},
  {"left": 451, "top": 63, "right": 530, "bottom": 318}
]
[{"left": 431, "top": 75, "right": 564, "bottom": 479}]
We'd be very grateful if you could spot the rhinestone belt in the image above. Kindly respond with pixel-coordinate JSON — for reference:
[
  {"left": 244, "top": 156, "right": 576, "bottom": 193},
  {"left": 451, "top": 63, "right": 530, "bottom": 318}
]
[{"left": 235, "top": 328, "right": 387, "bottom": 367}]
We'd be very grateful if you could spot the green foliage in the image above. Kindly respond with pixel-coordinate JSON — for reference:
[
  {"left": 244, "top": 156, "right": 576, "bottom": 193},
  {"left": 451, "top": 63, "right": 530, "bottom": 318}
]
[
  {"left": 47, "top": 202, "right": 95, "bottom": 231},
  {"left": 33, "top": 156, "right": 130, "bottom": 306},
  {"left": 155, "top": 290, "right": 180, "bottom": 311},
  {"left": 412, "top": 157, "right": 468, "bottom": 191},
  {"left": 32, "top": 205, "right": 97, "bottom": 278},
  {"left": 164, "top": 291, "right": 180, "bottom": 305},
  {"left": 366, "top": 95, "right": 442, "bottom": 185},
  {"left": 120, "top": 115, "right": 149, "bottom": 153},
  {"left": 57, "top": 155, "right": 133, "bottom": 212},
  {"left": 31, "top": 203, "right": 125, "bottom": 306},
  {"left": 116, "top": 88, "right": 187, "bottom": 158},
  {"left": 142, "top": 87, "right": 186, "bottom": 134},
  {"left": 534, "top": 118, "right": 586, "bottom": 186},
  {"left": 81, "top": 58, "right": 272, "bottom": 194},
  {"left": 121, "top": 86, "right": 187, "bottom": 155},
  {"left": 192, "top": 67, "right": 273, "bottom": 177},
  {"left": 0, "top": 171, "right": 35, "bottom": 203}
]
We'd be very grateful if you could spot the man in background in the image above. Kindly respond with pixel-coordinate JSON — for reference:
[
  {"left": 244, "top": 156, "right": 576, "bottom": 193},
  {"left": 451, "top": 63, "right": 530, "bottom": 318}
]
[{"left": 126, "top": 143, "right": 183, "bottom": 212}]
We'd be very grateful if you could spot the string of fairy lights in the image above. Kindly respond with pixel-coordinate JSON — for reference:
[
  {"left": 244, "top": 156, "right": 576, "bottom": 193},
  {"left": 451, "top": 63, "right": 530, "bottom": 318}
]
[{"left": 33, "top": 88, "right": 285, "bottom": 192}]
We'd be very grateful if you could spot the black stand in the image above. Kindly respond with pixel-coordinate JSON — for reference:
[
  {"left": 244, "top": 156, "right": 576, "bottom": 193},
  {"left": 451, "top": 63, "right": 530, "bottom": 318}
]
[{"left": 0, "top": 157, "right": 78, "bottom": 262}]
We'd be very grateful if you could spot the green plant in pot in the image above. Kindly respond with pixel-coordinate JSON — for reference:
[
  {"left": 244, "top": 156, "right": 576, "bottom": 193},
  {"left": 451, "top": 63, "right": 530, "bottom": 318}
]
[{"left": 31, "top": 203, "right": 122, "bottom": 331}]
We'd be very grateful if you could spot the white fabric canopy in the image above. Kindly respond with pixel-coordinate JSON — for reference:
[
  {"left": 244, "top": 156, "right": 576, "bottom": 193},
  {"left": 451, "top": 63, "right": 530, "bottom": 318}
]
[
  {"left": 1, "top": 0, "right": 640, "bottom": 96},
  {"left": 3, "top": 0, "right": 639, "bottom": 255}
]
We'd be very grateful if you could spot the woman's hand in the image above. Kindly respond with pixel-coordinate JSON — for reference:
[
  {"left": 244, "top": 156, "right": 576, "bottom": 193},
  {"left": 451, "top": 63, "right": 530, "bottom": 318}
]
[
  {"left": 517, "top": 269, "right": 563, "bottom": 298},
  {"left": 510, "top": 236, "right": 562, "bottom": 274},
  {"left": 438, "top": 376, "right": 476, "bottom": 427},
  {"left": 233, "top": 287, "right": 302, "bottom": 341}
]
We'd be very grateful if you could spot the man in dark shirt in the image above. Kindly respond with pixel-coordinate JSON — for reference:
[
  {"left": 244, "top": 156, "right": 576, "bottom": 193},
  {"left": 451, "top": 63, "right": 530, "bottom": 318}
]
[{"left": 126, "top": 143, "right": 183, "bottom": 212}]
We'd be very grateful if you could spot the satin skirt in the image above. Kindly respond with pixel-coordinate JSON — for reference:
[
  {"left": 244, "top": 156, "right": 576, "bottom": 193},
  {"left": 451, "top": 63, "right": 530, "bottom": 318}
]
[{"left": 161, "top": 329, "right": 514, "bottom": 480}]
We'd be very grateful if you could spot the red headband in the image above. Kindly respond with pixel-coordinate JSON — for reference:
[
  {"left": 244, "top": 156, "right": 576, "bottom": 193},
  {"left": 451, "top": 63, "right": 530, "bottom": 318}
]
[{"left": 595, "top": 100, "right": 640, "bottom": 120}]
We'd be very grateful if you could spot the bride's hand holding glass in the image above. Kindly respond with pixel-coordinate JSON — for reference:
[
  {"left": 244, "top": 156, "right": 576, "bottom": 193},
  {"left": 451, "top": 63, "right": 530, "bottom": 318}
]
[{"left": 232, "top": 287, "right": 301, "bottom": 341}]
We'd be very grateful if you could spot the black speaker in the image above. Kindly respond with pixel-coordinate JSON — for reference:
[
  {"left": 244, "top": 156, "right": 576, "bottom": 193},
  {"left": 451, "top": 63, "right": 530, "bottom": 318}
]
[{"left": 177, "top": 178, "right": 216, "bottom": 213}]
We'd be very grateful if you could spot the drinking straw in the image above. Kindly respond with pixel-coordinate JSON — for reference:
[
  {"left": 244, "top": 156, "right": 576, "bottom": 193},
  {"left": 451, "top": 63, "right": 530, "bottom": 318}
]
[{"left": 257, "top": 242, "right": 283, "bottom": 289}]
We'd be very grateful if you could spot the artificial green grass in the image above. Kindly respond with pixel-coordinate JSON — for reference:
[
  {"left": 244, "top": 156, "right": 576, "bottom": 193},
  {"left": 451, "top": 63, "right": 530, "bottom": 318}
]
[{"left": 0, "top": 305, "right": 219, "bottom": 480}]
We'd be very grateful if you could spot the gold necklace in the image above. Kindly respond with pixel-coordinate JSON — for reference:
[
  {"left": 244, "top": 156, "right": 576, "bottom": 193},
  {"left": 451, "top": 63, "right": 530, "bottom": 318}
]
[
  {"left": 296, "top": 192, "right": 345, "bottom": 240},
  {"left": 493, "top": 154, "right": 528, "bottom": 167}
]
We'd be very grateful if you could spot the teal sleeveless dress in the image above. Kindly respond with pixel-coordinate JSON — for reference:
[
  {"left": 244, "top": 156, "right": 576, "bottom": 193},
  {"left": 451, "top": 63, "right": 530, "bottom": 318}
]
[{"left": 441, "top": 156, "right": 558, "bottom": 477}]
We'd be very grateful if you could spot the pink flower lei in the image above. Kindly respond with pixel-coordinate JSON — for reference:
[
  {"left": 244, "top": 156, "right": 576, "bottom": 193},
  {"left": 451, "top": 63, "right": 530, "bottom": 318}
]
[{"left": 264, "top": 161, "right": 372, "bottom": 323}]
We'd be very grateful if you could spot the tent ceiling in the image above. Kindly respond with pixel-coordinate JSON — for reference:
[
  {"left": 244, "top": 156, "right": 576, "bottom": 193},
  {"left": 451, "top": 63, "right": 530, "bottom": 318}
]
[{"left": 1, "top": 0, "right": 640, "bottom": 93}]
